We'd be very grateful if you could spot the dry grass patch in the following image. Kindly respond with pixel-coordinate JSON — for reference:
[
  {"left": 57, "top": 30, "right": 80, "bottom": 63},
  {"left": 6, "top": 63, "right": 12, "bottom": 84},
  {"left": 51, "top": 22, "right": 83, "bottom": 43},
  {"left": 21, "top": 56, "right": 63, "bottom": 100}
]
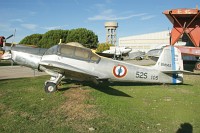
[{"left": 56, "top": 85, "right": 101, "bottom": 132}]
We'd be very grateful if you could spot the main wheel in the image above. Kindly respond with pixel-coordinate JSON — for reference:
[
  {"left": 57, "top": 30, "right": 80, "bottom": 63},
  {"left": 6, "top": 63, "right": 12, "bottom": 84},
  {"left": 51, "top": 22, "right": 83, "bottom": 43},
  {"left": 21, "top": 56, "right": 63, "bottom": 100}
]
[
  {"left": 195, "top": 62, "right": 200, "bottom": 70},
  {"left": 44, "top": 82, "right": 57, "bottom": 93}
]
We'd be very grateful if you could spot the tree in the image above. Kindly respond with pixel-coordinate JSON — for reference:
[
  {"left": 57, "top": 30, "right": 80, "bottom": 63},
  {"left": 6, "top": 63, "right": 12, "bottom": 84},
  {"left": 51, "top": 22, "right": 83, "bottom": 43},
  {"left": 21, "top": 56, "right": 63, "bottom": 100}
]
[
  {"left": 19, "top": 28, "right": 99, "bottom": 48},
  {"left": 66, "top": 28, "right": 98, "bottom": 48},
  {"left": 96, "top": 43, "right": 113, "bottom": 53},
  {"left": 19, "top": 34, "right": 43, "bottom": 47},
  {"left": 38, "top": 29, "right": 68, "bottom": 48}
]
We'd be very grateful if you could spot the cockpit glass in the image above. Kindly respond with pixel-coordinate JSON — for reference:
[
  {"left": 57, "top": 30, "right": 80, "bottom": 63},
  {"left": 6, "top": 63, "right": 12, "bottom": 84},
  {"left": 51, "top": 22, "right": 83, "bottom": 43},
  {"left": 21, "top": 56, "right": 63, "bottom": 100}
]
[
  {"left": 46, "top": 44, "right": 101, "bottom": 63},
  {"left": 74, "top": 47, "right": 89, "bottom": 59},
  {"left": 60, "top": 45, "right": 75, "bottom": 57},
  {"left": 45, "top": 45, "right": 58, "bottom": 55}
]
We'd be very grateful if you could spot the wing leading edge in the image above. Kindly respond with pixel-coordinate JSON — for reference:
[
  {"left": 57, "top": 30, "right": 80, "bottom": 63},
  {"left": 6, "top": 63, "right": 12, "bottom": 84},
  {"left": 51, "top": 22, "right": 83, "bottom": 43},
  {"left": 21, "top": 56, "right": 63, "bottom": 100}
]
[{"left": 39, "top": 60, "right": 107, "bottom": 83}]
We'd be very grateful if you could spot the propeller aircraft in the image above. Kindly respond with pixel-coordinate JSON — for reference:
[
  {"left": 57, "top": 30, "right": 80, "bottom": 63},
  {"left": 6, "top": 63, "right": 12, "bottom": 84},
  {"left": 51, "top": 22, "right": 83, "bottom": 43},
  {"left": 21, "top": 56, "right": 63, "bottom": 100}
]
[
  {"left": 97, "top": 46, "right": 132, "bottom": 60},
  {"left": 1, "top": 42, "right": 190, "bottom": 93}
]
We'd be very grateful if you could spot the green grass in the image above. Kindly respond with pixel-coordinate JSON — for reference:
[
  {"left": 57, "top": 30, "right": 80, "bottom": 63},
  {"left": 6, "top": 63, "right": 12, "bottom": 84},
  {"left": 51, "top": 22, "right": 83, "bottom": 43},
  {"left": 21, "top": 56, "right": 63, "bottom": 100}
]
[
  {"left": 0, "top": 76, "right": 75, "bottom": 132},
  {"left": 0, "top": 75, "right": 200, "bottom": 133}
]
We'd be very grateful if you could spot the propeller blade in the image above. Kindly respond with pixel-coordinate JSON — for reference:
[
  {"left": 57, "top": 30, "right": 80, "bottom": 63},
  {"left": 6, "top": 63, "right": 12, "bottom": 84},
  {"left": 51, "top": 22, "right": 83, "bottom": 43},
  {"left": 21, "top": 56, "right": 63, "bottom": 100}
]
[{"left": 5, "top": 34, "right": 14, "bottom": 40}]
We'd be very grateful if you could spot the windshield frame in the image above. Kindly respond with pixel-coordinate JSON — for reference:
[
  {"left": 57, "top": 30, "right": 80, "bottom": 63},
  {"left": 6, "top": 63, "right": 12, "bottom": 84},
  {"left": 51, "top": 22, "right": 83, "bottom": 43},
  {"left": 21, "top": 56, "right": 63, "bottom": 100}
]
[{"left": 44, "top": 44, "right": 101, "bottom": 63}]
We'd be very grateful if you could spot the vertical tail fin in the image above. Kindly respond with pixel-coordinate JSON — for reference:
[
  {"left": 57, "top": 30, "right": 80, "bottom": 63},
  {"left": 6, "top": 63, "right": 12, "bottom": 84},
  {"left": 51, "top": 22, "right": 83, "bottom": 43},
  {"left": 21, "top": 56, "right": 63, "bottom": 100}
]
[
  {"left": 154, "top": 46, "right": 184, "bottom": 84},
  {"left": 154, "top": 46, "right": 183, "bottom": 72}
]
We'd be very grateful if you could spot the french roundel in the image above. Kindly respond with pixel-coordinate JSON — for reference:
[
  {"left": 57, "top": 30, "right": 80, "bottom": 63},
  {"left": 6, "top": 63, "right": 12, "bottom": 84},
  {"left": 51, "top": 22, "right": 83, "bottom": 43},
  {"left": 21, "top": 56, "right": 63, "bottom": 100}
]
[{"left": 113, "top": 65, "right": 127, "bottom": 78}]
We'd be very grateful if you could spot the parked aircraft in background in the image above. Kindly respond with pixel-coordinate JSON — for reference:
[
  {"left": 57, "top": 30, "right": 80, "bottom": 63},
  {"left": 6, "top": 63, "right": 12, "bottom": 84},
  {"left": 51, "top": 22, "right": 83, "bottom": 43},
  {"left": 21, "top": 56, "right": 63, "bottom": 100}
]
[
  {"left": 0, "top": 35, "right": 13, "bottom": 47},
  {"left": 0, "top": 35, "right": 14, "bottom": 58},
  {"left": 146, "top": 47, "right": 164, "bottom": 61},
  {"left": 1, "top": 42, "right": 191, "bottom": 93},
  {"left": 97, "top": 47, "right": 132, "bottom": 60},
  {"left": 128, "top": 51, "right": 145, "bottom": 60}
]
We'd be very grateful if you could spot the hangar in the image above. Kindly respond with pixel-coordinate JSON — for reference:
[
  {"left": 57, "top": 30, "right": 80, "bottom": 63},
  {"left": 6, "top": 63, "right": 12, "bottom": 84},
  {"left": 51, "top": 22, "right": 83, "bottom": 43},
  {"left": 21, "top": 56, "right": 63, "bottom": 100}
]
[{"left": 118, "top": 30, "right": 186, "bottom": 53}]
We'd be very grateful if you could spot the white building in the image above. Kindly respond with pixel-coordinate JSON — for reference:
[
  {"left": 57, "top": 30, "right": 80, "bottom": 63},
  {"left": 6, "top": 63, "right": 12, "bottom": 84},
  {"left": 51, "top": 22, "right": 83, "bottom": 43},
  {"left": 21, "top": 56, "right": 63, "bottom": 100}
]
[{"left": 119, "top": 30, "right": 186, "bottom": 53}]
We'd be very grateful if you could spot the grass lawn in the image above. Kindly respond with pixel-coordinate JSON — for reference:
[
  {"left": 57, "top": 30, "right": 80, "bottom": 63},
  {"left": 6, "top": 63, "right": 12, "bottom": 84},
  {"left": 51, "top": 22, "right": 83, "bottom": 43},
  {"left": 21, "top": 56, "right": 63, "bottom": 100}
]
[{"left": 0, "top": 74, "right": 200, "bottom": 133}]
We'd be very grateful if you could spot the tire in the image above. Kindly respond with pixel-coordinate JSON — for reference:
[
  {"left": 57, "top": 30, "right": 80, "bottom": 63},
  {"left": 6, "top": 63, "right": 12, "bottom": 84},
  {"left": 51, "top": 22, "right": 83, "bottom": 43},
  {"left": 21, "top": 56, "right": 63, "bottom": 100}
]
[
  {"left": 195, "top": 62, "right": 200, "bottom": 70},
  {"left": 44, "top": 82, "right": 57, "bottom": 93}
]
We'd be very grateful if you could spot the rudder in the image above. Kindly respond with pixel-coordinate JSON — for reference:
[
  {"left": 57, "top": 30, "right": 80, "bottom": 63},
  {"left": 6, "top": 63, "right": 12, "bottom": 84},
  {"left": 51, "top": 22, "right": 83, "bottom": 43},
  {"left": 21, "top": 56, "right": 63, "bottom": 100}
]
[{"left": 154, "top": 46, "right": 183, "bottom": 72}]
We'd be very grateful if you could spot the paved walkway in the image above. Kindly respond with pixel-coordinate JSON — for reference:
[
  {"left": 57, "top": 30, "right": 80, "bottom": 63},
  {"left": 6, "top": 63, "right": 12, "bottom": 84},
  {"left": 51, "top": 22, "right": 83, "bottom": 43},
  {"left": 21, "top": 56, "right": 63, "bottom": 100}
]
[{"left": 0, "top": 66, "right": 47, "bottom": 80}]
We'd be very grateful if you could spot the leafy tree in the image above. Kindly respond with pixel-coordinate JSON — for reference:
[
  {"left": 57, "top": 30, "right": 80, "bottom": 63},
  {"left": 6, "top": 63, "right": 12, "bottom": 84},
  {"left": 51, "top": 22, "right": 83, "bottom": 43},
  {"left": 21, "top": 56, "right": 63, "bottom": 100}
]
[
  {"left": 39, "top": 29, "right": 69, "bottom": 48},
  {"left": 19, "top": 28, "right": 98, "bottom": 48},
  {"left": 66, "top": 28, "right": 98, "bottom": 48},
  {"left": 19, "top": 34, "right": 43, "bottom": 47},
  {"left": 96, "top": 43, "right": 113, "bottom": 53}
]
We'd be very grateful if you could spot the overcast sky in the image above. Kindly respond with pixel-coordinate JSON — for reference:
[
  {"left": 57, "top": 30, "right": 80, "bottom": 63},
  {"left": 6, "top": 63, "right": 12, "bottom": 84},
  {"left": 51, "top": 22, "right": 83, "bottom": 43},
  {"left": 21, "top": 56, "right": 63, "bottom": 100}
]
[{"left": 0, "top": 0, "right": 199, "bottom": 43}]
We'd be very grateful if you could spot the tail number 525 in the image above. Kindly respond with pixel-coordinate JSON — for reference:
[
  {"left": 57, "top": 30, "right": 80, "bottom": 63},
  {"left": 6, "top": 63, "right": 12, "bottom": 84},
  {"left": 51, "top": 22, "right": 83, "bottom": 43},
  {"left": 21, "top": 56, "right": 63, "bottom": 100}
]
[{"left": 136, "top": 71, "right": 147, "bottom": 79}]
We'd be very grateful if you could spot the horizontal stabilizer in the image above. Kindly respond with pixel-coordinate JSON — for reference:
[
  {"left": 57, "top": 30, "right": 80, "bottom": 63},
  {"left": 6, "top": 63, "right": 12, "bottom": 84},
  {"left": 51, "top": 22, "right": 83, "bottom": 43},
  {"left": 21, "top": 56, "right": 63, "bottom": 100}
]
[{"left": 162, "top": 70, "right": 199, "bottom": 75}]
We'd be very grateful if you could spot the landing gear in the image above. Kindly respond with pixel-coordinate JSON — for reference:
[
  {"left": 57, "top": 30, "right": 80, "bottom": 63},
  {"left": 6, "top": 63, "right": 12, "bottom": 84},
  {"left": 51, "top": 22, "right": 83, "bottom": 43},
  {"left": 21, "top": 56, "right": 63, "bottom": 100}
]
[
  {"left": 195, "top": 61, "right": 200, "bottom": 70},
  {"left": 44, "top": 74, "right": 64, "bottom": 93},
  {"left": 113, "top": 55, "right": 123, "bottom": 60},
  {"left": 44, "top": 82, "right": 57, "bottom": 93}
]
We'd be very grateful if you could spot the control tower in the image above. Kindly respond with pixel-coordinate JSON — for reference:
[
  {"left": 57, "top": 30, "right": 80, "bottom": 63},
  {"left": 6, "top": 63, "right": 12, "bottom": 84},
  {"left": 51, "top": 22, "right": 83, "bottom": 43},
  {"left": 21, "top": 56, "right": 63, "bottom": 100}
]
[{"left": 105, "top": 21, "right": 118, "bottom": 45}]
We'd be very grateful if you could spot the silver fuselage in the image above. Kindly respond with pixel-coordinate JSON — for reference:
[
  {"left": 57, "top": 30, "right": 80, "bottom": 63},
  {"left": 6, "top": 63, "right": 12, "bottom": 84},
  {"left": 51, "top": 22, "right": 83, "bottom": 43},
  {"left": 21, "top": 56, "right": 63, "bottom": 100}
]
[
  {"left": 7, "top": 44, "right": 183, "bottom": 84},
  {"left": 10, "top": 47, "right": 46, "bottom": 69}
]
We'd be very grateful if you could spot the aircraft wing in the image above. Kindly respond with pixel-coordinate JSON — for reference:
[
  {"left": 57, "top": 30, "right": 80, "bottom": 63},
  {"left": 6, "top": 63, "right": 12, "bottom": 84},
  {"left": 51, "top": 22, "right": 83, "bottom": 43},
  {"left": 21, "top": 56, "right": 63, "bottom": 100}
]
[
  {"left": 96, "top": 52, "right": 114, "bottom": 58},
  {"left": 96, "top": 52, "right": 130, "bottom": 58},
  {"left": 39, "top": 60, "right": 104, "bottom": 82}
]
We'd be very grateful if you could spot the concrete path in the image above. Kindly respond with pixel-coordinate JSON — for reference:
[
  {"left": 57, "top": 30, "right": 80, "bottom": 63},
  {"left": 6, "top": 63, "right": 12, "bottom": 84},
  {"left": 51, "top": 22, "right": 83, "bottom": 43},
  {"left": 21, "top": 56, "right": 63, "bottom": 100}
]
[{"left": 0, "top": 66, "right": 47, "bottom": 80}]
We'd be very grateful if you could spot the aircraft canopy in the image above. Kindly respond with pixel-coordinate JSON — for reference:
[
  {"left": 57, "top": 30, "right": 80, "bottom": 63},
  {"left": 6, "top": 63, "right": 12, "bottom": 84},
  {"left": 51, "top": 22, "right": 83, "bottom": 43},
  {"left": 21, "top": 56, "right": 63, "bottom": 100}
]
[{"left": 45, "top": 44, "right": 100, "bottom": 63}]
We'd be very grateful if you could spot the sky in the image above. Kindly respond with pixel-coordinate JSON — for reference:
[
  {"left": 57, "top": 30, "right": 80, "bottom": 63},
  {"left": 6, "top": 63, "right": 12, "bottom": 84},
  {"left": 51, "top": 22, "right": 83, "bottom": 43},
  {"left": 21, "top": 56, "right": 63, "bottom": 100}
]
[{"left": 0, "top": 0, "right": 199, "bottom": 43}]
